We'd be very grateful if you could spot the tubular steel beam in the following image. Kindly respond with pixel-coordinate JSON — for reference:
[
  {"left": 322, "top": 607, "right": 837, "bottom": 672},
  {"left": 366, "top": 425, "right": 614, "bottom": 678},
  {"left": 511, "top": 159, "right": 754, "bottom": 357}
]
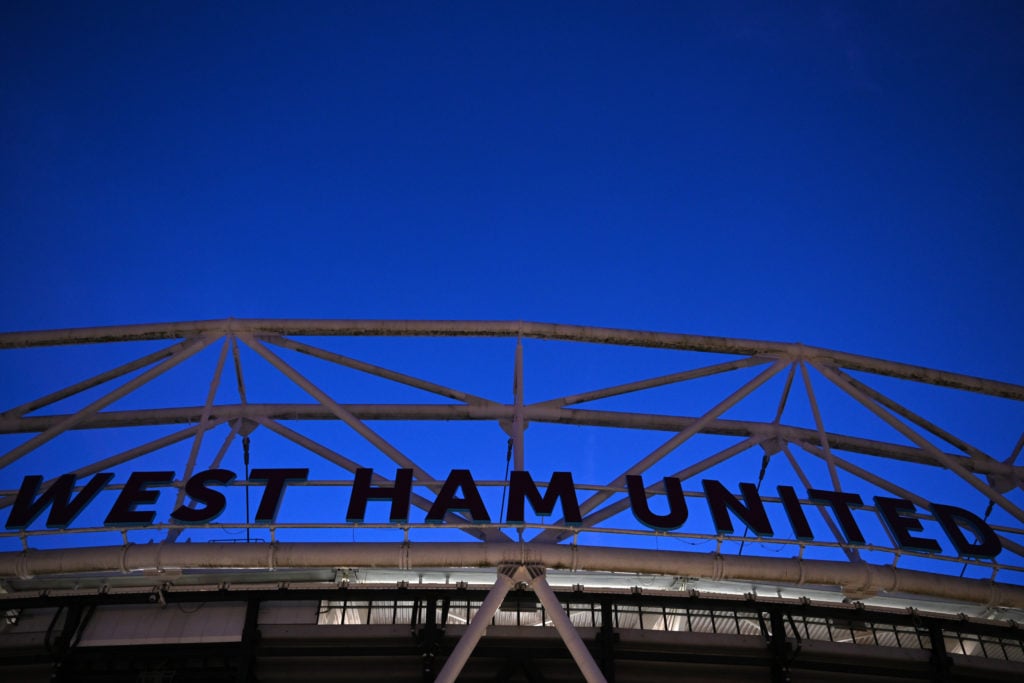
[
  {"left": 242, "top": 335, "right": 515, "bottom": 542},
  {"left": 512, "top": 335, "right": 525, "bottom": 471},
  {"left": 533, "top": 355, "right": 773, "bottom": 408},
  {"left": 1, "top": 339, "right": 191, "bottom": 419},
  {"left": 0, "top": 418, "right": 230, "bottom": 509},
  {"left": 814, "top": 360, "right": 1024, "bottom": 527},
  {"left": 828, "top": 365, "right": 999, "bottom": 465},
  {"left": 793, "top": 440, "right": 1024, "bottom": 566},
  {"left": 0, "top": 335, "right": 213, "bottom": 470},
  {"left": 263, "top": 334, "right": 499, "bottom": 406},
  {"left": 433, "top": 565, "right": 517, "bottom": 683},
  {"left": 170, "top": 339, "right": 231, "bottom": 514},
  {"left": 553, "top": 435, "right": 765, "bottom": 536},
  {"left": 240, "top": 334, "right": 439, "bottom": 481},
  {"left": 256, "top": 417, "right": 507, "bottom": 543},
  {"left": 535, "top": 359, "right": 789, "bottom": 542},
  {"left": 4, "top": 405, "right": 1018, "bottom": 480},
  {"left": 780, "top": 443, "right": 860, "bottom": 562},
  {"left": 3, "top": 542, "right": 1024, "bottom": 609},
  {"left": 529, "top": 568, "right": 608, "bottom": 683},
  {"left": 800, "top": 361, "right": 843, "bottom": 493},
  {"left": 1, "top": 320, "right": 1020, "bottom": 400}
]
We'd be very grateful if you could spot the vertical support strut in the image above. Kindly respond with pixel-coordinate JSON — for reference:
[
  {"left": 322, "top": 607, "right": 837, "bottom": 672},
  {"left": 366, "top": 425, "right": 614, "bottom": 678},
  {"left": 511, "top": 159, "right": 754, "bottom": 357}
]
[
  {"left": 416, "top": 596, "right": 445, "bottom": 682},
  {"left": 236, "top": 597, "right": 260, "bottom": 683},
  {"left": 767, "top": 608, "right": 793, "bottom": 683},
  {"left": 598, "top": 600, "right": 617, "bottom": 682},
  {"left": 435, "top": 565, "right": 608, "bottom": 683},
  {"left": 434, "top": 567, "right": 517, "bottom": 683},
  {"left": 513, "top": 334, "right": 525, "bottom": 471},
  {"left": 50, "top": 603, "right": 86, "bottom": 682},
  {"left": 928, "top": 623, "right": 952, "bottom": 682},
  {"left": 530, "top": 568, "right": 607, "bottom": 683}
]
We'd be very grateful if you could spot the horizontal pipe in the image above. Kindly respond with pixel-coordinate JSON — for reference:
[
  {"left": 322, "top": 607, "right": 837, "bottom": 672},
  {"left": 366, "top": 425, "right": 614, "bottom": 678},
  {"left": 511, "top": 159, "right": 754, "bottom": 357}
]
[
  {"left": 0, "top": 320, "right": 1019, "bottom": 400},
  {"left": 2, "top": 404, "right": 1018, "bottom": 478},
  {"left": 1, "top": 542, "right": 1022, "bottom": 610}
]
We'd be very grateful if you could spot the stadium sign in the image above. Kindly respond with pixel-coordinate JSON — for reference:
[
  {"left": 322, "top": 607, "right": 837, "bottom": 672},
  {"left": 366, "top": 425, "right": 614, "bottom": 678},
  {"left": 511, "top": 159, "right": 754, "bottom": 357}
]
[{"left": 6, "top": 467, "right": 1002, "bottom": 559}]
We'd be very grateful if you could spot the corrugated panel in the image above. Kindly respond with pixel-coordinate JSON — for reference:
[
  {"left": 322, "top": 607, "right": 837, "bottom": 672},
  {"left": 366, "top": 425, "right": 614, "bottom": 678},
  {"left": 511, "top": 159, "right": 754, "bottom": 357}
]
[
  {"left": 77, "top": 602, "right": 245, "bottom": 646},
  {"left": 260, "top": 600, "right": 319, "bottom": 625},
  {"left": 0, "top": 607, "right": 59, "bottom": 636}
]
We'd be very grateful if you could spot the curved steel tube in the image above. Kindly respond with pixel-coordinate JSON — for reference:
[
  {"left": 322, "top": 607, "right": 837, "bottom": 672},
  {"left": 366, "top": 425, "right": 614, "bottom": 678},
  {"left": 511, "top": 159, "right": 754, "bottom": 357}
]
[
  {"left": 0, "top": 319, "right": 1020, "bottom": 399},
  {"left": 2, "top": 542, "right": 1023, "bottom": 609}
]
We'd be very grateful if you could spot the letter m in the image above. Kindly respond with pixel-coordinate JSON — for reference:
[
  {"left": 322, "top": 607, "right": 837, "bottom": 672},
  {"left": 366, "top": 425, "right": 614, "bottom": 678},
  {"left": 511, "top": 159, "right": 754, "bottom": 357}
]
[
  {"left": 506, "top": 471, "right": 582, "bottom": 524},
  {"left": 6, "top": 473, "right": 113, "bottom": 529}
]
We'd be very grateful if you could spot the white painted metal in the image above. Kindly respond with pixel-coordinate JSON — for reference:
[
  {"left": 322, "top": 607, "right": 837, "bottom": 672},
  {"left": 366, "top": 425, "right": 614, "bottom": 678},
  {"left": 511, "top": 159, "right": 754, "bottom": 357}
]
[
  {"left": 166, "top": 338, "right": 231, "bottom": 542},
  {"left": 1, "top": 405, "right": 1018, "bottom": 479},
  {"left": 831, "top": 365, "right": 998, "bottom": 465},
  {"left": 1, "top": 320, "right": 1019, "bottom": 398},
  {"left": 814, "top": 360, "right": 1024, "bottom": 526},
  {"left": 562, "top": 435, "right": 765, "bottom": 533},
  {"left": 241, "top": 334, "right": 435, "bottom": 478},
  {"left": 780, "top": 443, "right": 860, "bottom": 561},
  {"left": 513, "top": 335, "right": 525, "bottom": 471},
  {"left": 533, "top": 356, "right": 772, "bottom": 408},
  {"left": 0, "top": 335, "right": 213, "bottom": 469},
  {"left": 265, "top": 334, "right": 498, "bottom": 406},
  {"left": 800, "top": 361, "right": 843, "bottom": 493},
  {"left": 2, "top": 319, "right": 1023, "bottom": 622},
  {"left": 256, "top": 416, "right": 503, "bottom": 542},
  {"left": 3, "top": 541, "right": 1023, "bottom": 608},
  {"left": 536, "top": 358, "right": 790, "bottom": 543},
  {"left": 0, "top": 419, "right": 230, "bottom": 509},
  {"left": 530, "top": 569, "right": 607, "bottom": 683},
  {"left": 433, "top": 565, "right": 517, "bottom": 683},
  {"left": 1, "top": 339, "right": 189, "bottom": 419}
]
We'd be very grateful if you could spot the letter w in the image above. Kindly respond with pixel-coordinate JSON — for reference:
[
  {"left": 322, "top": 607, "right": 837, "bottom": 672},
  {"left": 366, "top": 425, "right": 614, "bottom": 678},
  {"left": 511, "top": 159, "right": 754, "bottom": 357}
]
[{"left": 6, "top": 473, "right": 113, "bottom": 529}]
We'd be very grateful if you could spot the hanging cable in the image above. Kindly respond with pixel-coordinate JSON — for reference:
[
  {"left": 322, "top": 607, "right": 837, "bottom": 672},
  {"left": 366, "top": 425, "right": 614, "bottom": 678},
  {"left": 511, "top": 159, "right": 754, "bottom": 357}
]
[
  {"left": 499, "top": 438, "right": 513, "bottom": 524},
  {"left": 954, "top": 499, "right": 995, "bottom": 581},
  {"left": 738, "top": 448, "right": 774, "bottom": 556},
  {"left": 755, "top": 451, "right": 771, "bottom": 491},
  {"left": 243, "top": 435, "right": 251, "bottom": 544}
]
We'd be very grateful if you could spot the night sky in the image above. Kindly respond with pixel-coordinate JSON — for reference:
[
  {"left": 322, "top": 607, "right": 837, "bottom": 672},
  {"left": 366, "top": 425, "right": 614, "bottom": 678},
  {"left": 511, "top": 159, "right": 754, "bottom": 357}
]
[
  {"left": 1, "top": 3, "right": 1023, "bottom": 574},
  {"left": 3, "top": 2, "right": 1021, "bottom": 369}
]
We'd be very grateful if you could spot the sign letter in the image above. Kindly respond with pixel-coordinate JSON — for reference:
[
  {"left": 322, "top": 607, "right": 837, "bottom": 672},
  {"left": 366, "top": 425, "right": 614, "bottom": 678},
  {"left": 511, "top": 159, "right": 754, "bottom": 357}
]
[
  {"left": 346, "top": 468, "right": 413, "bottom": 523},
  {"left": 627, "top": 475, "right": 688, "bottom": 530},
  {"left": 426, "top": 469, "right": 490, "bottom": 523},
  {"left": 6, "top": 473, "right": 113, "bottom": 529},
  {"left": 506, "top": 471, "right": 581, "bottom": 524}
]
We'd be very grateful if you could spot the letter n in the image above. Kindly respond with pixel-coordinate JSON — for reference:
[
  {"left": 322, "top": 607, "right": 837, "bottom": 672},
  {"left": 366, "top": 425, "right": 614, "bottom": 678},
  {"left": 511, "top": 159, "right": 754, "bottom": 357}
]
[{"left": 703, "top": 480, "right": 773, "bottom": 537}]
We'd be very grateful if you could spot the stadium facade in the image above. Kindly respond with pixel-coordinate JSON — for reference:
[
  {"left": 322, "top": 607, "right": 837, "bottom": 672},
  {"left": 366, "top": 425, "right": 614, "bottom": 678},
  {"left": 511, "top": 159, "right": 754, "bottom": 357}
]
[{"left": 1, "top": 320, "right": 1022, "bottom": 682}]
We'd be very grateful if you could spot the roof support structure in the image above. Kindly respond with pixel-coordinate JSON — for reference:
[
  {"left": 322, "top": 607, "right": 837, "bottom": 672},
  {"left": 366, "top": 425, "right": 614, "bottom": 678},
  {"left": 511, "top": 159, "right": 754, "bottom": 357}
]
[
  {"left": 538, "top": 358, "right": 789, "bottom": 543},
  {"left": 530, "top": 566, "right": 607, "bottom": 682},
  {"left": 434, "top": 564, "right": 607, "bottom": 683},
  {"left": 433, "top": 565, "right": 517, "bottom": 683},
  {"left": 813, "top": 360, "right": 1024, "bottom": 526},
  {"left": 2, "top": 319, "right": 1022, "bottom": 614},
  {"left": 0, "top": 335, "right": 213, "bottom": 470},
  {"left": 0, "top": 319, "right": 1019, "bottom": 400},
  {"left": 4, "top": 542, "right": 1023, "bottom": 609}
]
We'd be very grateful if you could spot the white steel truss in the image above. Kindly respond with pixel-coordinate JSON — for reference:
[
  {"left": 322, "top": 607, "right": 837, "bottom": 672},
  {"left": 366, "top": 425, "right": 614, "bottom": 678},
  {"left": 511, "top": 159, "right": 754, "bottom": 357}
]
[{"left": 1, "top": 320, "right": 1022, "bottom": 598}]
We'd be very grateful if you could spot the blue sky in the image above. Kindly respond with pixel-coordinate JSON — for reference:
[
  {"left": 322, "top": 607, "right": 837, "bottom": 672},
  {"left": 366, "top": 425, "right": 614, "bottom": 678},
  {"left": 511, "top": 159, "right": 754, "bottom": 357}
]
[
  {"left": 1, "top": 3, "right": 1023, "bottom": 577},
  {"left": 2, "top": 1, "right": 1021, "bottom": 373}
]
